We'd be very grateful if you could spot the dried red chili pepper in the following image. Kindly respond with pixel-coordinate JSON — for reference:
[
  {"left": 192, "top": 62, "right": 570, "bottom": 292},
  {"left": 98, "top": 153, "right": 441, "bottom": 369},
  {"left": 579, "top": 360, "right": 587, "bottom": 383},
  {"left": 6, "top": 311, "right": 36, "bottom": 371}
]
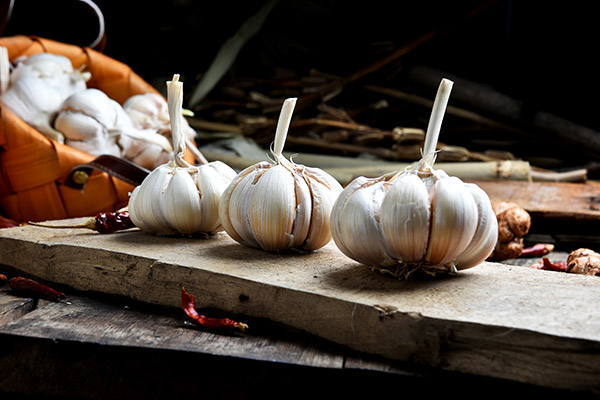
[
  {"left": 94, "top": 212, "right": 135, "bottom": 233},
  {"left": 520, "top": 243, "right": 554, "bottom": 258},
  {"left": 29, "top": 211, "right": 135, "bottom": 234},
  {"left": 9, "top": 277, "right": 67, "bottom": 301},
  {"left": 181, "top": 287, "right": 248, "bottom": 332},
  {"left": 528, "top": 257, "right": 567, "bottom": 272}
]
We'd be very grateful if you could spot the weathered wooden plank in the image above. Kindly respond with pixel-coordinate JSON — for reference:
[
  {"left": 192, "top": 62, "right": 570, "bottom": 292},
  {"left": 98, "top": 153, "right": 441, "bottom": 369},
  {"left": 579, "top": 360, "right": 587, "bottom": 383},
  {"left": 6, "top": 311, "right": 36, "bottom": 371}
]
[
  {"left": 0, "top": 288, "right": 348, "bottom": 370},
  {"left": 0, "top": 288, "right": 35, "bottom": 324},
  {"left": 470, "top": 180, "right": 600, "bottom": 220},
  {"left": 0, "top": 221, "right": 599, "bottom": 394}
]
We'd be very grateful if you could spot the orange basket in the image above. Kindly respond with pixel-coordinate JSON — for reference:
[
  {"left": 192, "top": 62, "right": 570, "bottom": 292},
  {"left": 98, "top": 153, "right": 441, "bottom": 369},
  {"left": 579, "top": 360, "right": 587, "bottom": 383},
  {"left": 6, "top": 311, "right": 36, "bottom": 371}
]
[{"left": 0, "top": 35, "right": 178, "bottom": 223}]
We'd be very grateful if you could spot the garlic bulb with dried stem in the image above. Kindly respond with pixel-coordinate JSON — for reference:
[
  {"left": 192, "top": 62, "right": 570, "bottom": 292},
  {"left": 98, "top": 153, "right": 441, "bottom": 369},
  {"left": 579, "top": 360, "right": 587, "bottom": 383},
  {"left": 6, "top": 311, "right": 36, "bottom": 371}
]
[
  {"left": 127, "top": 74, "right": 237, "bottom": 235},
  {"left": 218, "top": 97, "right": 343, "bottom": 253},
  {"left": 330, "top": 79, "right": 498, "bottom": 278}
]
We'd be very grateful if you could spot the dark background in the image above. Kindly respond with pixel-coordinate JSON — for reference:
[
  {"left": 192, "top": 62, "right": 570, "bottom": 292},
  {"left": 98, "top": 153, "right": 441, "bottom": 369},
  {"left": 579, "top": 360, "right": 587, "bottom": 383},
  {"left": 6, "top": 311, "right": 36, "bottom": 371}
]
[{"left": 3, "top": 0, "right": 600, "bottom": 166}]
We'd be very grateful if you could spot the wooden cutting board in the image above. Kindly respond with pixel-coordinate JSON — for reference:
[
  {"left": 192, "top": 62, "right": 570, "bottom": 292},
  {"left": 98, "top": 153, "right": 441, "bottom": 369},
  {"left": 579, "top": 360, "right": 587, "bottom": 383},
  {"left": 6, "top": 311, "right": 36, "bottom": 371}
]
[{"left": 0, "top": 220, "right": 599, "bottom": 393}]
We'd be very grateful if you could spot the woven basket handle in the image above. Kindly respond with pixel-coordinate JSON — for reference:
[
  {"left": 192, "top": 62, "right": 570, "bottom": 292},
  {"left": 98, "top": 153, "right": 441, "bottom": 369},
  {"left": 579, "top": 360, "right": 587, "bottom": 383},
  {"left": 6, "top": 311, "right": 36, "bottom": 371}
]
[{"left": 65, "top": 155, "right": 150, "bottom": 190}]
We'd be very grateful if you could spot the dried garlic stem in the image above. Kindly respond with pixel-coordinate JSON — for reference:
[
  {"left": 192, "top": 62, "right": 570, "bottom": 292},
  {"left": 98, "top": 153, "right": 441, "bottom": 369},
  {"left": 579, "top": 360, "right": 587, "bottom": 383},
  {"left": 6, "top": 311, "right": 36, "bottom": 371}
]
[
  {"left": 167, "top": 74, "right": 209, "bottom": 167},
  {"left": 272, "top": 97, "right": 297, "bottom": 159},
  {"left": 422, "top": 78, "right": 454, "bottom": 167}
]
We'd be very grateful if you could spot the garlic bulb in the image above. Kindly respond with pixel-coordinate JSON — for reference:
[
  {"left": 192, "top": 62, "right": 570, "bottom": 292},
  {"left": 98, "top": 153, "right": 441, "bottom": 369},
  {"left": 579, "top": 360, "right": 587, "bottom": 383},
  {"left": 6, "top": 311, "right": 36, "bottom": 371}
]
[
  {"left": 55, "top": 88, "right": 173, "bottom": 169},
  {"left": 218, "top": 98, "right": 343, "bottom": 253},
  {"left": 9, "top": 53, "right": 91, "bottom": 95},
  {"left": 0, "top": 53, "right": 90, "bottom": 143},
  {"left": 330, "top": 79, "right": 498, "bottom": 278},
  {"left": 123, "top": 92, "right": 207, "bottom": 165},
  {"left": 128, "top": 74, "right": 237, "bottom": 235}
]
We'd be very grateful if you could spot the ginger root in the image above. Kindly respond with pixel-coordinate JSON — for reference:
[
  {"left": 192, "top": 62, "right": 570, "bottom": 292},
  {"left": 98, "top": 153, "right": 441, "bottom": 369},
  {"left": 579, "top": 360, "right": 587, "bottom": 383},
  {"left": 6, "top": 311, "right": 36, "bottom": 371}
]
[
  {"left": 489, "top": 201, "right": 531, "bottom": 261},
  {"left": 566, "top": 248, "right": 600, "bottom": 276}
]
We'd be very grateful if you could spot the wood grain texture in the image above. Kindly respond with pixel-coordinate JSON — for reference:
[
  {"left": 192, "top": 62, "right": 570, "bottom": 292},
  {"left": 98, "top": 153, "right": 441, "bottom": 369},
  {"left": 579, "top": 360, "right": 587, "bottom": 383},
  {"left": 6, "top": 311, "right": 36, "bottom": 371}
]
[
  {"left": 471, "top": 180, "right": 600, "bottom": 220},
  {"left": 1, "top": 220, "right": 599, "bottom": 393}
]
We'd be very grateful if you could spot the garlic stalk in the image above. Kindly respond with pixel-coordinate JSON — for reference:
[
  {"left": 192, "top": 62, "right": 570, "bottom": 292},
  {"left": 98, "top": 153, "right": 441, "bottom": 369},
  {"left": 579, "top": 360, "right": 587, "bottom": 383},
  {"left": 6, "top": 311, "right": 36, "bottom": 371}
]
[
  {"left": 330, "top": 78, "right": 498, "bottom": 278},
  {"left": 0, "top": 47, "right": 9, "bottom": 95},
  {"left": 218, "top": 97, "right": 343, "bottom": 253},
  {"left": 0, "top": 53, "right": 90, "bottom": 143},
  {"left": 127, "top": 74, "right": 237, "bottom": 235}
]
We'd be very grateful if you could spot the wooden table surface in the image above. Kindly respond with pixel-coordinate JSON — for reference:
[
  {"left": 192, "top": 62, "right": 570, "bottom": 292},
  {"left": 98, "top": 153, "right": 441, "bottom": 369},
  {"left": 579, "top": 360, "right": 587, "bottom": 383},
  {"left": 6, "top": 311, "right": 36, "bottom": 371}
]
[
  {"left": 0, "top": 281, "right": 581, "bottom": 399},
  {"left": 1, "top": 218, "right": 599, "bottom": 399}
]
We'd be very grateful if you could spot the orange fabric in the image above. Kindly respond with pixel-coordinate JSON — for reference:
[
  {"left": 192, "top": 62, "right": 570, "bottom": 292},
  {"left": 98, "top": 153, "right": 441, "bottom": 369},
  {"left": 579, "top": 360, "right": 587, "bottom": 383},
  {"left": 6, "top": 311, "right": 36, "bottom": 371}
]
[{"left": 0, "top": 35, "right": 190, "bottom": 222}]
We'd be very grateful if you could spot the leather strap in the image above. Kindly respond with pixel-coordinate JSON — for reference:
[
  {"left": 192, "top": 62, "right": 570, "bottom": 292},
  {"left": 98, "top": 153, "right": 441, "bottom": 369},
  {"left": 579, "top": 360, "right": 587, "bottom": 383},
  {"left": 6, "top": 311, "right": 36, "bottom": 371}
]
[{"left": 65, "top": 155, "right": 150, "bottom": 189}]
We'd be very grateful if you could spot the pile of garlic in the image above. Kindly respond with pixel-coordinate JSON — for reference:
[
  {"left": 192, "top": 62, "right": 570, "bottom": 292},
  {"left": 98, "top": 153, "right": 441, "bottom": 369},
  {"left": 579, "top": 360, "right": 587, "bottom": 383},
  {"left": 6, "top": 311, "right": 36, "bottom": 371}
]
[
  {"left": 0, "top": 51, "right": 197, "bottom": 170},
  {"left": 218, "top": 98, "right": 343, "bottom": 253},
  {"left": 55, "top": 88, "right": 174, "bottom": 170},
  {"left": 128, "top": 74, "right": 237, "bottom": 236},
  {"left": 330, "top": 79, "right": 498, "bottom": 278}
]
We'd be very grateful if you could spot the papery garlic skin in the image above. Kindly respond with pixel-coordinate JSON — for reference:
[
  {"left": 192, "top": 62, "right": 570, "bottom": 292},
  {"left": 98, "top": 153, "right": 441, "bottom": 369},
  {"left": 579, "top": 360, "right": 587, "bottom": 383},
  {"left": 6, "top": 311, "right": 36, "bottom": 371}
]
[
  {"left": 330, "top": 79, "right": 497, "bottom": 277},
  {"left": 218, "top": 98, "right": 343, "bottom": 253},
  {"left": 127, "top": 74, "right": 237, "bottom": 236}
]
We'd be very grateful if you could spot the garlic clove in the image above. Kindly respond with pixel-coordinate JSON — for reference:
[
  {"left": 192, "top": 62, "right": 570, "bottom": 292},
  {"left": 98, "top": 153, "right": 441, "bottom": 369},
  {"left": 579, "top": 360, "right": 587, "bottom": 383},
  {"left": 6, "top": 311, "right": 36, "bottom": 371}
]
[
  {"left": 162, "top": 168, "right": 203, "bottom": 235},
  {"left": 425, "top": 176, "right": 478, "bottom": 266},
  {"left": 194, "top": 162, "right": 238, "bottom": 233},
  {"left": 219, "top": 163, "right": 269, "bottom": 248},
  {"left": 380, "top": 172, "right": 430, "bottom": 262},
  {"left": 246, "top": 163, "right": 310, "bottom": 252},
  {"left": 331, "top": 177, "right": 394, "bottom": 267},
  {"left": 128, "top": 165, "right": 176, "bottom": 235},
  {"left": 299, "top": 166, "right": 343, "bottom": 251},
  {"left": 454, "top": 183, "right": 498, "bottom": 269}
]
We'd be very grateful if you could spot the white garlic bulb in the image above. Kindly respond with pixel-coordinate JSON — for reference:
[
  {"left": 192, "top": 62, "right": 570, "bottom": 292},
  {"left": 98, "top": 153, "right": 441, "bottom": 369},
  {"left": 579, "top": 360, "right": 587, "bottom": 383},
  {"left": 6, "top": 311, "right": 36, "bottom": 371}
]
[
  {"left": 55, "top": 88, "right": 173, "bottom": 169},
  {"left": 0, "top": 52, "right": 90, "bottom": 143},
  {"left": 218, "top": 98, "right": 343, "bottom": 253},
  {"left": 9, "top": 52, "right": 91, "bottom": 96},
  {"left": 330, "top": 79, "right": 498, "bottom": 278},
  {"left": 123, "top": 92, "right": 206, "bottom": 166},
  {"left": 128, "top": 74, "right": 237, "bottom": 235}
]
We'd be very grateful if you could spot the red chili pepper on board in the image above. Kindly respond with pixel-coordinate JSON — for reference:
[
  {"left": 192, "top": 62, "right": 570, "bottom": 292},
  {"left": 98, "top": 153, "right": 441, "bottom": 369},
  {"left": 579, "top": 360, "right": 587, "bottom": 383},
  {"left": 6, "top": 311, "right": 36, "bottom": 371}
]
[
  {"left": 528, "top": 257, "right": 567, "bottom": 272},
  {"left": 520, "top": 243, "right": 554, "bottom": 258},
  {"left": 94, "top": 212, "right": 135, "bottom": 233},
  {"left": 9, "top": 277, "right": 67, "bottom": 301},
  {"left": 181, "top": 287, "right": 248, "bottom": 332},
  {"left": 29, "top": 211, "right": 135, "bottom": 233}
]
